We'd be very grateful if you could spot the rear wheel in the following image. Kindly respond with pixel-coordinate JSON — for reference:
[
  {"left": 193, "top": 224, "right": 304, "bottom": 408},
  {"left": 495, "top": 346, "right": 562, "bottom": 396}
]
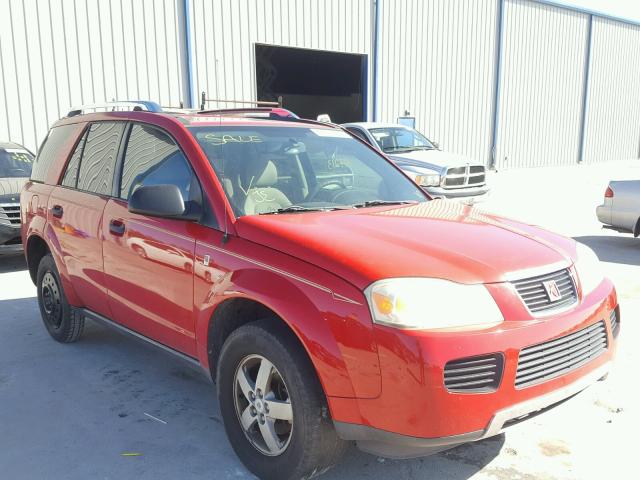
[
  {"left": 217, "top": 319, "right": 348, "bottom": 479},
  {"left": 36, "top": 254, "right": 84, "bottom": 343}
]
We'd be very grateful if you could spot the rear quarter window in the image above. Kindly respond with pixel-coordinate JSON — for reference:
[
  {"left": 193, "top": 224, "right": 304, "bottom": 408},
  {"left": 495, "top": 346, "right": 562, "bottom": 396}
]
[{"left": 30, "top": 124, "right": 78, "bottom": 183}]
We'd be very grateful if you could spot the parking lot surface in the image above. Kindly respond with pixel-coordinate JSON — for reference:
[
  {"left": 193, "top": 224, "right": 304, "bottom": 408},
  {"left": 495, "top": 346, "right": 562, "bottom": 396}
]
[{"left": 1, "top": 162, "right": 638, "bottom": 479}]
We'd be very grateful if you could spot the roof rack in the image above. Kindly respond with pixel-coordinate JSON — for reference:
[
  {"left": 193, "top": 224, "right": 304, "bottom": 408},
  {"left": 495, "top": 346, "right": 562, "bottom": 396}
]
[
  {"left": 199, "top": 91, "right": 282, "bottom": 111},
  {"left": 67, "top": 100, "right": 163, "bottom": 117}
]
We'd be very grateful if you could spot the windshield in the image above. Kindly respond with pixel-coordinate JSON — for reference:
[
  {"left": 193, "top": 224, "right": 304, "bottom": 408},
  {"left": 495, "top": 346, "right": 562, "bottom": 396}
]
[
  {"left": 369, "top": 127, "right": 435, "bottom": 153},
  {"left": 0, "top": 148, "right": 34, "bottom": 178},
  {"left": 188, "top": 125, "right": 427, "bottom": 217}
]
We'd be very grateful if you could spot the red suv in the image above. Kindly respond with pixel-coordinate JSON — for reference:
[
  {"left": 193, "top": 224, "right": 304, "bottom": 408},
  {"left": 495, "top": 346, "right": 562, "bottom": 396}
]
[{"left": 22, "top": 102, "right": 619, "bottom": 479}]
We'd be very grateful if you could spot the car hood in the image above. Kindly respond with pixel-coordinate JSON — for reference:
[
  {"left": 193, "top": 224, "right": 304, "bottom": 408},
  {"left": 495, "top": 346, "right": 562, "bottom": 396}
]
[
  {"left": 235, "top": 201, "right": 577, "bottom": 290},
  {"left": 0, "top": 177, "right": 28, "bottom": 202},
  {"left": 389, "top": 150, "right": 482, "bottom": 173}
]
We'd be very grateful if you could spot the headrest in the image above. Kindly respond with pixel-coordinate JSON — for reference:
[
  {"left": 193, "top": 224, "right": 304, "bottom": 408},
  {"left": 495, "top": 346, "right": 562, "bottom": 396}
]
[{"left": 240, "top": 156, "right": 278, "bottom": 190}]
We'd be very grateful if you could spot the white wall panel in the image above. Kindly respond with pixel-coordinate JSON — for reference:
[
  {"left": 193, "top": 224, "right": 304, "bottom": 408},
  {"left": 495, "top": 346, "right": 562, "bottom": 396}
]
[
  {"left": 583, "top": 18, "right": 640, "bottom": 163},
  {"left": 190, "top": 0, "right": 372, "bottom": 111},
  {"left": 496, "top": 0, "right": 589, "bottom": 168},
  {"left": 0, "top": 0, "right": 184, "bottom": 152},
  {"left": 377, "top": 0, "right": 499, "bottom": 165}
]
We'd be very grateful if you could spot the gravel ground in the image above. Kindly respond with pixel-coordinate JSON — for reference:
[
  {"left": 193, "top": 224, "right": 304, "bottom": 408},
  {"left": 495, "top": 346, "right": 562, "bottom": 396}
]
[{"left": 0, "top": 161, "right": 637, "bottom": 479}]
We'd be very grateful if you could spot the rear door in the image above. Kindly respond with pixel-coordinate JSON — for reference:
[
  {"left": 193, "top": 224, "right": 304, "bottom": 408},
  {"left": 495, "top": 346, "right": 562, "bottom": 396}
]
[
  {"left": 101, "top": 123, "right": 199, "bottom": 356},
  {"left": 48, "top": 121, "right": 125, "bottom": 318}
]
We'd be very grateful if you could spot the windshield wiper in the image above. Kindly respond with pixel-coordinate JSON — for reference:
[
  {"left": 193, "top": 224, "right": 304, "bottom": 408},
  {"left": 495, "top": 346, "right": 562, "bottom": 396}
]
[
  {"left": 385, "top": 146, "right": 433, "bottom": 153},
  {"left": 259, "top": 205, "right": 350, "bottom": 215},
  {"left": 352, "top": 200, "right": 415, "bottom": 209}
]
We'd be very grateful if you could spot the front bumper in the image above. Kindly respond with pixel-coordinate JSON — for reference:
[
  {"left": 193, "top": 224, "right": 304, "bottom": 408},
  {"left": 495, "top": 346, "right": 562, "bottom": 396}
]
[
  {"left": 0, "top": 223, "right": 21, "bottom": 245},
  {"left": 335, "top": 361, "right": 610, "bottom": 458},
  {"left": 329, "top": 278, "right": 618, "bottom": 457},
  {"left": 425, "top": 184, "right": 490, "bottom": 202}
]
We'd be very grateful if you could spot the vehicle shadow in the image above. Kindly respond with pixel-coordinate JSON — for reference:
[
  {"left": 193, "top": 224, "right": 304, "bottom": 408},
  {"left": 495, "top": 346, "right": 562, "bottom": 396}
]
[
  {"left": 325, "top": 434, "right": 505, "bottom": 479},
  {"left": 574, "top": 235, "right": 640, "bottom": 267},
  {"left": 0, "top": 245, "right": 27, "bottom": 273}
]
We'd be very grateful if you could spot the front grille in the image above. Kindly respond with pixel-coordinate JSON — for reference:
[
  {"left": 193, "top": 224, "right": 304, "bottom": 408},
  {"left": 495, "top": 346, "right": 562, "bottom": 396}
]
[
  {"left": 610, "top": 309, "right": 620, "bottom": 338},
  {"left": 512, "top": 269, "right": 577, "bottom": 314},
  {"left": 444, "top": 353, "right": 504, "bottom": 393},
  {"left": 442, "top": 164, "right": 486, "bottom": 189},
  {"left": 515, "top": 321, "right": 608, "bottom": 388},
  {"left": 0, "top": 203, "right": 20, "bottom": 226}
]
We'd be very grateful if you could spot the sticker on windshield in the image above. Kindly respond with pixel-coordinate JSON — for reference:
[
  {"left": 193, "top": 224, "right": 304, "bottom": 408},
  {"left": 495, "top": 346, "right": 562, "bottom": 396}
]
[
  {"left": 199, "top": 133, "right": 263, "bottom": 146},
  {"left": 310, "top": 129, "right": 351, "bottom": 139}
]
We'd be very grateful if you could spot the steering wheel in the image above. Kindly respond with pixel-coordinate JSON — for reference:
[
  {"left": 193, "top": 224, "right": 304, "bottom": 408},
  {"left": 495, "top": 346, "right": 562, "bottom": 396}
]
[{"left": 306, "top": 180, "right": 347, "bottom": 202}]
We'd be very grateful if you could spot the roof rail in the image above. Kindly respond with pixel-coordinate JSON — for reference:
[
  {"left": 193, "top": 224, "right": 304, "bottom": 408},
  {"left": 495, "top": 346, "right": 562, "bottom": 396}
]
[{"left": 67, "top": 100, "right": 163, "bottom": 117}]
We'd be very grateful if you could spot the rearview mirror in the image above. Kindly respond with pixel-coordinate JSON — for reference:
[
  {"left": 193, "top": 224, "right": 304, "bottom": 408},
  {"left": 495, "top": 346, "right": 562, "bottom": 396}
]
[{"left": 129, "top": 184, "right": 197, "bottom": 220}]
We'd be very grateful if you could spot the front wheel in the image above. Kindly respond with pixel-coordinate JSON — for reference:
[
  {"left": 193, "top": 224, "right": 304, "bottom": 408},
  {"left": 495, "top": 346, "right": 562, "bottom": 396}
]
[{"left": 217, "top": 319, "right": 348, "bottom": 479}]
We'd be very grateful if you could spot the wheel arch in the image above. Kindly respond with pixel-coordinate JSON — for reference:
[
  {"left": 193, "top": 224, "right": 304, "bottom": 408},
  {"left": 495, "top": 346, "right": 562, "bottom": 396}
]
[{"left": 26, "top": 234, "right": 50, "bottom": 284}]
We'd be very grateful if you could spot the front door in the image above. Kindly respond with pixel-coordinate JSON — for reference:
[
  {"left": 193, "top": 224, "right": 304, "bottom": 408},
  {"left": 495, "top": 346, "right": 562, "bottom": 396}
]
[{"left": 102, "top": 123, "right": 199, "bottom": 356}]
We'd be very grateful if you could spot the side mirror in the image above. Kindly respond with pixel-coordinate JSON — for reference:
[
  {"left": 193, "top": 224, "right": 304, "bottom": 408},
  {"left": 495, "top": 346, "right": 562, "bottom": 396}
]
[
  {"left": 129, "top": 184, "right": 197, "bottom": 220},
  {"left": 432, "top": 141, "right": 440, "bottom": 150}
]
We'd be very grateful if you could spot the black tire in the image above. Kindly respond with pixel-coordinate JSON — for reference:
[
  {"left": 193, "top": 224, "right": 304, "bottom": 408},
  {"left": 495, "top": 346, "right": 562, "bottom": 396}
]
[
  {"left": 217, "top": 318, "right": 348, "bottom": 480},
  {"left": 36, "top": 254, "right": 84, "bottom": 343}
]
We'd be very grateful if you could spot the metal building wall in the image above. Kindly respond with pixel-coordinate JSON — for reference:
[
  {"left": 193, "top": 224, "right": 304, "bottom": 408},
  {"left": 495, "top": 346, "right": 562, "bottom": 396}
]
[
  {"left": 582, "top": 18, "right": 640, "bottom": 164},
  {"left": 0, "top": 0, "right": 185, "bottom": 153},
  {"left": 495, "top": 0, "right": 589, "bottom": 168},
  {"left": 189, "top": 0, "right": 372, "bottom": 111},
  {"left": 377, "top": 0, "right": 499, "bottom": 165}
]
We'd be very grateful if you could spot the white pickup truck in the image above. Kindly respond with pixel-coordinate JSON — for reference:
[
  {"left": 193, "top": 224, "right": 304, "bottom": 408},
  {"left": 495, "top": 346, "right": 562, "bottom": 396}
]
[{"left": 342, "top": 122, "right": 489, "bottom": 202}]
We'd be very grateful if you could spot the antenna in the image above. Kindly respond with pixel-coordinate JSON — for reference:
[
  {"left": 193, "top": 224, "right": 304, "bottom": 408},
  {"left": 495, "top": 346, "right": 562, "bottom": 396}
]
[{"left": 214, "top": 59, "right": 230, "bottom": 245}]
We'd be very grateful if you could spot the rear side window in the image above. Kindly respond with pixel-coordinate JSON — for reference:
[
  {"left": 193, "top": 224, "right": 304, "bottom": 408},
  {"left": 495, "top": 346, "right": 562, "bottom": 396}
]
[
  {"left": 61, "top": 129, "right": 88, "bottom": 188},
  {"left": 76, "top": 122, "right": 125, "bottom": 195},
  {"left": 31, "top": 124, "right": 77, "bottom": 182},
  {"left": 119, "top": 124, "right": 193, "bottom": 201}
]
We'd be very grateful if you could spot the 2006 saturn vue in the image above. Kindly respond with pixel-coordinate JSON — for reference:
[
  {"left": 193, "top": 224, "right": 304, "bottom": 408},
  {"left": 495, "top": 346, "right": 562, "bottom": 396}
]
[{"left": 21, "top": 102, "right": 619, "bottom": 480}]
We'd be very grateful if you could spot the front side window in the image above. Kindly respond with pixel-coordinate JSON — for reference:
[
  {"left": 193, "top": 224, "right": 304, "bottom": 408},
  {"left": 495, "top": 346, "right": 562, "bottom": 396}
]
[
  {"left": 0, "top": 147, "right": 34, "bottom": 178},
  {"left": 77, "top": 122, "right": 125, "bottom": 195},
  {"left": 369, "top": 127, "right": 435, "bottom": 154},
  {"left": 189, "top": 125, "right": 427, "bottom": 217},
  {"left": 119, "top": 124, "right": 194, "bottom": 202}
]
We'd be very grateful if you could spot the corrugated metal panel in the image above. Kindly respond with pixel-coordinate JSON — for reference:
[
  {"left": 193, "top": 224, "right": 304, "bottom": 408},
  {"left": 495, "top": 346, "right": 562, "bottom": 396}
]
[
  {"left": 0, "top": 0, "right": 184, "bottom": 153},
  {"left": 377, "top": 0, "right": 499, "bottom": 165},
  {"left": 583, "top": 18, "right": 640, "bottom": 163},
  {"left": 190, "top": 0, "right": 372, "bottom": 111},
  {"left": 496, "top": 0, "right": 589, "bottom": 168}
]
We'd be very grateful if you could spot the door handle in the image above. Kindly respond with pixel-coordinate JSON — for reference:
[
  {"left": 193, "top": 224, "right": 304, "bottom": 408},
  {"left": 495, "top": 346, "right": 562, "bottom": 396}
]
[
  {"left": 109, "top": 219, "right": 126, "bottom": 236},
  {"left": 51, "top": 205, "right": 63, "bottom": 218}
]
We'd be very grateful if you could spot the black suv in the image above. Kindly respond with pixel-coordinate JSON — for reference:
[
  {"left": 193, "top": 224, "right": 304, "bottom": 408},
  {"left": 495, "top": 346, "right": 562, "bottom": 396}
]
[{"left": 1, "top": 142, "right": 34, "bottom": 245}]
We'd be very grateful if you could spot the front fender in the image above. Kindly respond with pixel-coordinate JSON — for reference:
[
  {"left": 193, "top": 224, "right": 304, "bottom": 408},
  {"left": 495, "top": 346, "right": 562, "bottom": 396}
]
[{"left": 193, "top": 238, "right": 381, "bottom": 399}]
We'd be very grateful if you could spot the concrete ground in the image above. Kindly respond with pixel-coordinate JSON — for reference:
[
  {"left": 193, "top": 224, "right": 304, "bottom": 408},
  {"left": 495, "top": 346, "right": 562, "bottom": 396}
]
[{"left": 1, "top": 161, "right": 638, "bottom": 479}]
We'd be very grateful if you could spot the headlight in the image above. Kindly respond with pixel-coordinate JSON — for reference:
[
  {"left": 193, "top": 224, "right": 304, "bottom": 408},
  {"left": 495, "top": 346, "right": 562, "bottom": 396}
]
[
  {"left": 405, "top": 171, "right": 441, "bottom": 187},
  {"left": 574, "top": 243, "right": 604, "bottom": 296},
  {"left": 364, "top": 278, "right": 504, "bottom": 331}
]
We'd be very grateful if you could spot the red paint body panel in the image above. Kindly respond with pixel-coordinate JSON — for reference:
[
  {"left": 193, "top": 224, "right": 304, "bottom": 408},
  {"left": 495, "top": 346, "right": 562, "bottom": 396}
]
[
  {"left": 102, "top": 199, "right": 198, "bottom": 356},
  {"left": 235, "top": 202, "right": 575, "bottom": 289},
  {"left": 190, "top": 223, "right": 381, "bottom": 398},
  {"left": 47, "top": 187, "right": 112, "bottom": 318},
  {"left": 22, "top": 110, "right": 620, "bottom": 446}
]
